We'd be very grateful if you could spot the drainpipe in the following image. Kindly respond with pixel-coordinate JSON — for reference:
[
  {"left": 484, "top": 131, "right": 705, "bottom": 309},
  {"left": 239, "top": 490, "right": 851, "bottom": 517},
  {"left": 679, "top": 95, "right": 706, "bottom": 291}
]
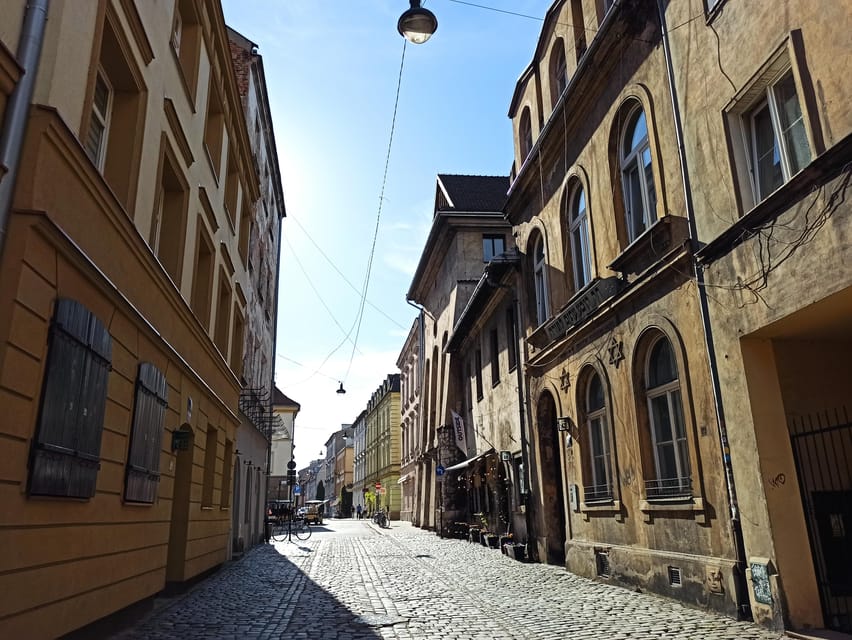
[
  {"left": 512, "top": 296, "right": 535, "bottom": 553},
  {"left": 406, "top": 298, "right": 427, "bottom": 526},
  {"left": 0, "top": 0, "right": 50, "bottom": 260},
  {"left": 655, "top": 0, "right": 751, "bottom": 619}
]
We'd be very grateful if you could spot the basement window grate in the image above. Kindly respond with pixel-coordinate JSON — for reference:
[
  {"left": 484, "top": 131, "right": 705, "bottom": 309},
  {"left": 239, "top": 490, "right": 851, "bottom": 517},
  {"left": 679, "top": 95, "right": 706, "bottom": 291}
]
[
  {"left": 668, "top": 566, "right": 683, "bottom": 587},
  {"left": 595, "top": 551, "right": 611, "bottom": 578}
]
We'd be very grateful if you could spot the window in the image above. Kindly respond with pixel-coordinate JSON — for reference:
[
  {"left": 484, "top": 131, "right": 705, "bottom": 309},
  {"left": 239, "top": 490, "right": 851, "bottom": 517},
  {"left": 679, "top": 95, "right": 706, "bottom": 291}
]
[
  {"left": 620, "top": 105, "right": 657, "bottom": 243},
  {"left": 203, "top": 81, "right": 225, "bottom": 178},
  {"left": 583, "top": 372, "right": 612, "bottom": 501},
  {"left": 533, "top": 236, "right": 549, "bottom": 326},
  {"left": 88, "top": 10, "right": 146, "bottom": 211},
  {"left": 645, "top": 335, "right": 691, "bottom": 498},
  {"left": 506, "top": 306, "right": 517, "bottom": 371},
  {"left": 519, "top": 107, "right": 533, "bottom": 161},
  {"left": 151, "top": 143, "right": 188, "bottom": 285},
  {"left": 224, "top": 148, "right": 240, "bottom": 228},
  {"left": 567, "top": 182, "right": 591, "bottom": 291},
  {"left": 85, "top": 70, "right": 112, "bottom": 170},
  {"left": 125, "top": 363, "right": 167, "bottom": 503},
  {"left": 220, "top": 440, "right": 233, "bottom": 508},
  {"left": 172, "top": 0, "right": 201, "bottom": 102},
  {"left": 571, "top": 0, "right": 587, "bottom": 61},
  {"left": 171, "top": 4, "right": 182, "bottom": 53},
  {"left": 202, "top": 427, "right": 218, "bottom": 507},
  {"left": 744, "top": 69, "right": 811, "bottom": 203},
  {"left": 490, "top": 328, "right": 500, "bottom": 386},
  {"left": 191, "top": 224, "right": 214, "bottom": 329},
  {"left": 230, "top": 310, "right": 244, "bottom": 376},
  {"left": 475, "top": 348, "right": 483, "bottom": 400},
  {"left": 244, "top": 464, "right": 252, "bottom": 523},
  {"left": 238, "top": 202, "right": 252, "bottom": 266},
  {"left": 28, "top": 299, "right": 112, "bottom": 499},
  {"left": 483, "top": 235, "right": 505, "bottom": 262},
  {"left": 549, "top": 40, "right": 567, "bottom": 108},
  {"left": 214, "top": 274, "right": 232, "bottom": 355}
]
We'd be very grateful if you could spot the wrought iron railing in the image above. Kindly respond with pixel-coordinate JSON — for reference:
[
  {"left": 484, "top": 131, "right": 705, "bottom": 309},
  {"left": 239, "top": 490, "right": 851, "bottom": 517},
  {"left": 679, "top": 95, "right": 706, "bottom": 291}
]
[
  {"left": 583, "top": 482, "right": 613, "bottom": 503},
  {"left": 239, "top": 387, "right": 274, "bottom": 440},
  {"left": 645, "top": 476, "right": 692, "bottom": 499}
]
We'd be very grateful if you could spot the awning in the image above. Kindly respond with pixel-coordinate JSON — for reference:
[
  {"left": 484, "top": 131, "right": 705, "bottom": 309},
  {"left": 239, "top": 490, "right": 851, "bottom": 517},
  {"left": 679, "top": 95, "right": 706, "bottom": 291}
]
[{"left": 444, "top": 449, "right": 494, "bottom": 472}]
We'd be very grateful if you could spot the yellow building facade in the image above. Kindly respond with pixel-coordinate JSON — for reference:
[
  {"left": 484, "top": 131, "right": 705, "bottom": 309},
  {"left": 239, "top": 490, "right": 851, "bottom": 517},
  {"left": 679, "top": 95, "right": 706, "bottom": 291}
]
[
  {"left": 0, "top": 1, "right": 263, "bottom": 636},
  {"left": 364, "top": 374, "right": 401, "bottom": 518}
]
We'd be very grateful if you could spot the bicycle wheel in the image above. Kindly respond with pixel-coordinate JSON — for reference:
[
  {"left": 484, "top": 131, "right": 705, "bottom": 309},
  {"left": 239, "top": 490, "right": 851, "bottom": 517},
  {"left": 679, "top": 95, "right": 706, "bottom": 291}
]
[
  {"left": 270, "top": 523, "right": 287, "bottom": 542},
  {"left": 294, "top": 521, "right": 312, "bottom": 541}
]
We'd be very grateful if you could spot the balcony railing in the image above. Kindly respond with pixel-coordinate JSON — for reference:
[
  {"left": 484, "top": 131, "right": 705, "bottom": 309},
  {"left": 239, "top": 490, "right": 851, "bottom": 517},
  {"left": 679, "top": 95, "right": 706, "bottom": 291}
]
[
  {"left": 645, "top": 476, "right": 692, "bottom": 500},
  {"left": 583, "top": 482, "right": 613, "bottom": 503}
]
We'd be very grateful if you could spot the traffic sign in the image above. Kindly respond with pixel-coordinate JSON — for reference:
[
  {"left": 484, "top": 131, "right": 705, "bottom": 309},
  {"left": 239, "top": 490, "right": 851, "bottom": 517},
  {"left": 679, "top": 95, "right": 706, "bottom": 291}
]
[
  {"left": 287, "top": 460, "right": 297, "bottom": 470},
  {"left": 435, "top": 464, "right": 445, "bottom": 476},
  {"left": 293, "top": 485, "right": 302, "bottom": 495},
  {"left": 375, "top": 482, "right": 382, "bottom": 490}
]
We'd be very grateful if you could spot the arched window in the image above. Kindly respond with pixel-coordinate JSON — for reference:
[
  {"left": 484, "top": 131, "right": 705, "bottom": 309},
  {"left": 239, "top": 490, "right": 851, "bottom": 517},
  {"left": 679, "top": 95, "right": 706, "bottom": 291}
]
[
  {"left": 644, "top": 335, "right": 690, "bottom": 498},
  {"left": 620, "top": 105, "right": 657, "bottom": 243},
  {"left": 519, "top": 107, "right": 533, "bottom": 161},
  {"left": 584, "top": 371, "right": 612, "bottom": 501},
  {"left": 549, "top": 40, "right": 567, "bottom": 108},
  {"left": 533, "top": 236, "right": 549, "bottom": 326},
  {"left": 567, "top": 181, "right": 591, "bottom": 291}
]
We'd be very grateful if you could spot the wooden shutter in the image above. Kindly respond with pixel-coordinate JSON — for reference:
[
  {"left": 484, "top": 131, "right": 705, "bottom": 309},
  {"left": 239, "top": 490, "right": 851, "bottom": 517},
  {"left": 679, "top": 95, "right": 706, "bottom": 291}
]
[
  {"left": 125, "top": 363, "right": 168, "bottom": 503},
  {"left": 29, "top": 299, "right": 112, "bottom": 498}
]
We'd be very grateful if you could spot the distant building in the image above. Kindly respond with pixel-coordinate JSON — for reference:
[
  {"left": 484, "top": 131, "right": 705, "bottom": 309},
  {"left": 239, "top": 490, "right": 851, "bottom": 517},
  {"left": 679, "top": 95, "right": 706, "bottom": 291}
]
[{"left": 364, "top": 374, "right": 402, "bottom": 518}]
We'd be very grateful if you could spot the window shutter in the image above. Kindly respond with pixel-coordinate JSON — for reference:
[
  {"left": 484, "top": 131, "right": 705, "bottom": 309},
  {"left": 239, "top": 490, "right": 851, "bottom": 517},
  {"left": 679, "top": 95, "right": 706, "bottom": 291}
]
[
  {"left": 30, "top": 299, "right": 112, "bottom": 498},
  {"left": 125, "top": 363, "right": 167, "bottom": 503}
]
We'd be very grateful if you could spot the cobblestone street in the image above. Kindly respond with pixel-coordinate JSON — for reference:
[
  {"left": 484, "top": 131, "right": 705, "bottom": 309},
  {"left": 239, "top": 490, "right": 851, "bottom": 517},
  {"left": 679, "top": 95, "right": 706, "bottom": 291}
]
[{"left": 113, "top": 520, "right": 792, "bottom": 640}]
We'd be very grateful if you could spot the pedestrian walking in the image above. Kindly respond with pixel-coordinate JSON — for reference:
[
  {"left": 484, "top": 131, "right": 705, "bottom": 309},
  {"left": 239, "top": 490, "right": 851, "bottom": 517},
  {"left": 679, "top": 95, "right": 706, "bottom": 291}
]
[{"left": 356, "top": 504, "right": 362, "bottom": 520}]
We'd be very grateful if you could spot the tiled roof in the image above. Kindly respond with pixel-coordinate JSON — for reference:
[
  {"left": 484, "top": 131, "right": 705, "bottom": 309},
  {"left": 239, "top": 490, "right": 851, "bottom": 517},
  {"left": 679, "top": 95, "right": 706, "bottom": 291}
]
[
  {"left": 273, "top": 386, "right": 300, "bottom": 408},
  {"left": 437, "top": 174, "right": 509, "bottom": 212}
]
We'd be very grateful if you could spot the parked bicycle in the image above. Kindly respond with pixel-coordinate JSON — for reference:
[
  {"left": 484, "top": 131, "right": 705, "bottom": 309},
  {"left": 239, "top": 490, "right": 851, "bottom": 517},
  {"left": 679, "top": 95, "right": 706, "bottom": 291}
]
[{"left": 270, "top": 516, "right": 312, "bottom": 542}]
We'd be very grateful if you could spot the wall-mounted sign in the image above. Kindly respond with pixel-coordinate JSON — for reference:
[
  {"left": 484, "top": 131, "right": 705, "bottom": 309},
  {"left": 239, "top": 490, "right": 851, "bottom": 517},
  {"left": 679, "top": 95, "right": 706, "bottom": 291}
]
[
  {"left": 750, "top": 562, "right": 773, "bottom": 605},
  {"left": 171, "top": 430, "right": 191, "bottom": 452},
  {"left": 543, "top": 277, "right": 623, "bottom": 344}
]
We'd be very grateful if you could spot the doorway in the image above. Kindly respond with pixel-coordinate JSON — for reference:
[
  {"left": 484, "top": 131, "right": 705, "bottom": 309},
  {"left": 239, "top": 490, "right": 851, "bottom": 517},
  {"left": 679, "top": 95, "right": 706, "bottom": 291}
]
[
  {"left": 536, "top": 391, "right": 566, "bottom": 565},
  {"left": 166, "top": 425, "right": 194, "bottom": 582}
]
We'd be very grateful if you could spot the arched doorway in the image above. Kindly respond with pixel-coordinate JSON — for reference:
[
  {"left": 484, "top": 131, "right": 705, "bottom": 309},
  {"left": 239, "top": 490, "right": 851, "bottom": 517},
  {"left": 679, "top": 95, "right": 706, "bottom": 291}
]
[{"left": 536, "top": 391, "right": 566, "bottom": 565}]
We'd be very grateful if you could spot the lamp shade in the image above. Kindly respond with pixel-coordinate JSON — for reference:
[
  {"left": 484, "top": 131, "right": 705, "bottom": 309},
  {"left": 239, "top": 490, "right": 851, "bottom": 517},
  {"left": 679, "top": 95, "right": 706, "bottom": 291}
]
[{"left": 397, "top": 0, "right": 437, "bottom": 44}]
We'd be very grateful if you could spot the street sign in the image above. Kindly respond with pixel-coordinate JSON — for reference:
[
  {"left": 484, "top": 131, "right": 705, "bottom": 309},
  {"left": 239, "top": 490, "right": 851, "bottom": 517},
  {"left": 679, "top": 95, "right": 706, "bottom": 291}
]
[
  {"left": 293, "top": 485, "right": 302, "bottom": 495},
  {"left": 287, "top": 460, "right": 297, "bottom": 470},
  {"left": 375, "top": 482, "right": 382, "bottom": 490}
]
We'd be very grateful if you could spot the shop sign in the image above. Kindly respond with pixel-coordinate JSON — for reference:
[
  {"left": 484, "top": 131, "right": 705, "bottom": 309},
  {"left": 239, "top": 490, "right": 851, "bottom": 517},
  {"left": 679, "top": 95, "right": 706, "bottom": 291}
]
[{"left": 544, "top": 277, "right": 622, "bottom": 343}]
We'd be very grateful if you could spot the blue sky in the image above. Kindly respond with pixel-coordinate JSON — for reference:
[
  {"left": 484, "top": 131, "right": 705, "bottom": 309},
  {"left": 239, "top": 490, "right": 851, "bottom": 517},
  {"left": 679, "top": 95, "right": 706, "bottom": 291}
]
[{"left": 220, "top": 1, "right": 552, "bottom": 468}]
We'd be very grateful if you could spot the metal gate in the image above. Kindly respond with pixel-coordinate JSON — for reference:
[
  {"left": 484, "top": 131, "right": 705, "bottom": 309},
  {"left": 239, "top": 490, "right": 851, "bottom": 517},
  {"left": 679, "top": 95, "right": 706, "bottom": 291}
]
[{"left": 789, "top": 407, "right": 852, "bottom": 633}]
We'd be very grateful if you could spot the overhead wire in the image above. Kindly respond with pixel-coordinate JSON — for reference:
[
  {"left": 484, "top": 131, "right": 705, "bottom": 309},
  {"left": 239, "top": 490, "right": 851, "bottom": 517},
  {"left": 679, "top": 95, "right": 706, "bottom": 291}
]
[{"left": 340, "top": 38, "right": 409, "bottom": 384}]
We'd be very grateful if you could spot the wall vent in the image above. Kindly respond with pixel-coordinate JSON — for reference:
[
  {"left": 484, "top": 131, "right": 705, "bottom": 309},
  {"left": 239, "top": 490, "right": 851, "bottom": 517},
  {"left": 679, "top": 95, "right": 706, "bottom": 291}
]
[
  {"left": 668, "top": 566, "right": 683, "bottom": 587},
  {"left": 595, "top": 551, "right": 611, "bottom": 578}
]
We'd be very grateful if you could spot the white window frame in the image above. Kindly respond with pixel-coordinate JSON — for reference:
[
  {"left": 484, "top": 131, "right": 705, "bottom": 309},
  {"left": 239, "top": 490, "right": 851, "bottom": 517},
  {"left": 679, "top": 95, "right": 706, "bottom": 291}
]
[
  {"left": 533, "top": 237, "right": 549, "bottom": 326},
  {"left": 645, "top": 336, "right": 690, "bottom": 497},
  {"left": 171, "top": 4, "right": 183, "bottom": 54},
  {"left": 568, "top": 182, "right": 591, "bottom": 291},
  {"left": 86, "top": 69, "right": 112, "bottom": 171},
  {"left": 620, "top": 106, "right": 655, "bottom": 243},
  {"left": 585, "top": 373, "right": 612, "bottom": 500},
  {"left": 743, "top": 68, "right": 811, "bottom": 203}
]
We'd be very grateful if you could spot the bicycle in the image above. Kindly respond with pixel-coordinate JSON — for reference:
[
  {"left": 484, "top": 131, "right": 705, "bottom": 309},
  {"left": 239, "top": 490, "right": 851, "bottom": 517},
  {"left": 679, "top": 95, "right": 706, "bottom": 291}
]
[{"left": 270, "top": 517, "right": 312, "bottom": 542}]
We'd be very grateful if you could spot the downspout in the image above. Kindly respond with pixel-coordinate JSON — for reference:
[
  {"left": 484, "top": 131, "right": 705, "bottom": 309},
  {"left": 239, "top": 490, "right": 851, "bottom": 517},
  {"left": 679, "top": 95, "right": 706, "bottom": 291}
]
[
  {"left": 0, "top": 0, "right": 50, "bottom": 259},
  {"left": 512, "top": 295, "right": 534, "bottom": 552},
  {"left": 406, "top": 298, "right": 427, "bottom": 527},
  {"left": 655, "top": 0, "right": 750, "bottom": 619}
]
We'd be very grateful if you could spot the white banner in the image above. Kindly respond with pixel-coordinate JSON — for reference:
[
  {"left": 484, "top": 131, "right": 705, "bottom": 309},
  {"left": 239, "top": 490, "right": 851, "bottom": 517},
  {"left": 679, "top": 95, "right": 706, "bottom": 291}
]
[{"left": 451, "top": 410, "right": 468, "bottom": 455}]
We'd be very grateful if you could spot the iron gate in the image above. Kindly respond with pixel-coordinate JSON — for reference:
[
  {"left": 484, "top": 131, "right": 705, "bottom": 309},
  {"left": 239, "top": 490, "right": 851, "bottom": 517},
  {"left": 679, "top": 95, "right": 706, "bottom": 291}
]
[{"left": 789, "top": 407, "right": 852, "bottom": 633}]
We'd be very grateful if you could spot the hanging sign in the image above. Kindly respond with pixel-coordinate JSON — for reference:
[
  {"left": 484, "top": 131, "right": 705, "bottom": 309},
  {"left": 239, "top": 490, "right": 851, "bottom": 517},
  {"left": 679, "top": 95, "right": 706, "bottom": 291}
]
[{"left": 451, "top": 410, "right": 468, "bottom": 455}]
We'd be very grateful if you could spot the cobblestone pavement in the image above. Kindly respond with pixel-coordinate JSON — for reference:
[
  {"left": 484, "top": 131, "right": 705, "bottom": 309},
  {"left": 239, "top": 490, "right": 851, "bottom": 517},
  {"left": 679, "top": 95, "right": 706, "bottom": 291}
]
[{"left": 113, "top": 520, "right": 793, "bottom": 640}]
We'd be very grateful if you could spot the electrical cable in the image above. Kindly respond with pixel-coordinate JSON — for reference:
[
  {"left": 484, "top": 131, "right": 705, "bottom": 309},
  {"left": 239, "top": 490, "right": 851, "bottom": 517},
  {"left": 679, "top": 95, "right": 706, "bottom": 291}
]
[{"left": 340, "top": 38, "right": 409, "bottom": 384}]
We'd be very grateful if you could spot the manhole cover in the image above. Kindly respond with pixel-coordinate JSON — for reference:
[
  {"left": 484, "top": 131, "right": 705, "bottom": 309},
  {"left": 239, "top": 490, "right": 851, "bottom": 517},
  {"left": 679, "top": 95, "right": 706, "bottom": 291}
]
[{"left": 354, "top": 614, "right": 407, "bottom": 628}]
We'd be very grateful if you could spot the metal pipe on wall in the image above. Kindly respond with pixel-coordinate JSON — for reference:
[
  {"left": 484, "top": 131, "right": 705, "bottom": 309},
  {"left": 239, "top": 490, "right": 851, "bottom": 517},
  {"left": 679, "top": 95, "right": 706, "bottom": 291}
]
[{"left": 0, "top": 0, "right": 50, "bottom": 260}]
